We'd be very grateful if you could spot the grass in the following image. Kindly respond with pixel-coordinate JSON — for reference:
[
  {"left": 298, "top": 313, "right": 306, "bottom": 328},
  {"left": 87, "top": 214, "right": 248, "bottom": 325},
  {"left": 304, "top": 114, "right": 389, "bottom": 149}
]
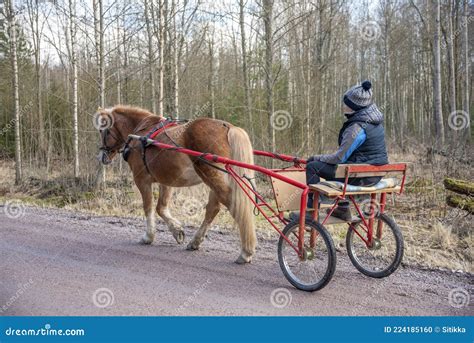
[{"left": 1, "top": 152, "right": 472, "bottom": 273}]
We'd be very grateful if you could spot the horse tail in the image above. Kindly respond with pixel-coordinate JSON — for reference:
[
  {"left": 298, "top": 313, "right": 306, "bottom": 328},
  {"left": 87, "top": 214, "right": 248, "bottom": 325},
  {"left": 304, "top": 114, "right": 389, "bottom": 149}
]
[{"left": 227, "top": 126, "right": 257, "bottom": 261}]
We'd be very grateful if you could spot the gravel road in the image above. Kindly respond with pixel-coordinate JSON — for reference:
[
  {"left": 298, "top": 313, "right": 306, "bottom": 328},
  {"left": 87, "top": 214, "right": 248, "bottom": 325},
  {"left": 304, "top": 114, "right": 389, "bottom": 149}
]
[{"left": 0, "top": 205, "right": 472, "bottom": 316}]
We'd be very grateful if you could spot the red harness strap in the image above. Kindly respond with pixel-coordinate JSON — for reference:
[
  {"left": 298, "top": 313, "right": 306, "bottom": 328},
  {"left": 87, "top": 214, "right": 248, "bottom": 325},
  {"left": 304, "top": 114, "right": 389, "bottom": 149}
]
[
  {"left": 146, "top": 118, "right": 179, "bottom": 140},
  {"left": 139, "top": 118, "right": 180, "bottom": 174}
]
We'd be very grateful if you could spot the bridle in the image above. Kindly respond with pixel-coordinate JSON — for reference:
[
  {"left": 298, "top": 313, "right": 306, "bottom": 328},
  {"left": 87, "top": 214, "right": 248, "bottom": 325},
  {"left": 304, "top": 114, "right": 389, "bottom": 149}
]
[{"left": 99, "top": 127, "right": 127, "bottom": 155}]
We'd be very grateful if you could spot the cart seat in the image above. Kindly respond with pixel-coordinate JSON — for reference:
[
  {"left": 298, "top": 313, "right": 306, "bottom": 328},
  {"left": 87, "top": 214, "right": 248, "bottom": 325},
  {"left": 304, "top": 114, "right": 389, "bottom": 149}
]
[{"left": 309, "top": 178, "right": 400, "bottom": 197}]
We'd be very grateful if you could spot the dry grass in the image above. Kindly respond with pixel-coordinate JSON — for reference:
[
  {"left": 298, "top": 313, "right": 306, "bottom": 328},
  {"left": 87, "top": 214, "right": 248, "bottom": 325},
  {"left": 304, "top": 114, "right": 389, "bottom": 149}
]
[{"left": 1, "top": 149, "right": 472, "bottom": 273}]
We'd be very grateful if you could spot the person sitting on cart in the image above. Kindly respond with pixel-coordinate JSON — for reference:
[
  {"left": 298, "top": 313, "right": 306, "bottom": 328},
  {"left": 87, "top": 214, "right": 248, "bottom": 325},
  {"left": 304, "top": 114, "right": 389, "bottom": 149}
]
[{"left": 301, "top": 80, "right": 388, "bottom": 221}]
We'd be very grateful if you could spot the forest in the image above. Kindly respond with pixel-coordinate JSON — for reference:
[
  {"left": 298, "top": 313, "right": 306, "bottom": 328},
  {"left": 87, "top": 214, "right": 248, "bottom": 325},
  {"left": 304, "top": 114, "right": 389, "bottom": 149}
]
[{"left": 0, "top": 0, "right": 472, "bottom": 271}]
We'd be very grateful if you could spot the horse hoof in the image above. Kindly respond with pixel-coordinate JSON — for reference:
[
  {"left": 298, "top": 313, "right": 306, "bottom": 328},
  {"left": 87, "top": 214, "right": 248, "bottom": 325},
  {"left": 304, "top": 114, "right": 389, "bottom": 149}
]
[
  {"left": 174, "top": 231, "right": 185, "bottom": 244},
  {"left": 186, "top": 242, "right": 199, "bottom": 251},
  {"left": 140, "top": 235, "right": 154, "bottom": 245},
  {"left": 234, "top": 255, "right": 251, "bottom": 264}
]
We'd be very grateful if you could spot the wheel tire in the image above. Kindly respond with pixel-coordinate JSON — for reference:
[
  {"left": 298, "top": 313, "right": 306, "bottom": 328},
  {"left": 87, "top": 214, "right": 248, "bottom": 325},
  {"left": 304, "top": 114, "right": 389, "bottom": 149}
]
[
  {"left": 346, "top": 213, "right": 404, "bottom": 278},
  {"left": 278, "top": 219, "right": 337, "bottom": 292}
]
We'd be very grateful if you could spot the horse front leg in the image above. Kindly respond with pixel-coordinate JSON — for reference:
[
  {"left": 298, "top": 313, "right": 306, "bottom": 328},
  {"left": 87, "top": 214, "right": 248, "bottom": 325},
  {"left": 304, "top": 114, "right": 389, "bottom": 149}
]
[
  {"left": 156, "top": 184, "right": 185, "bottom": 244},
  {"left": 135, "top": 178, "right": 156, "bottom": 244}
]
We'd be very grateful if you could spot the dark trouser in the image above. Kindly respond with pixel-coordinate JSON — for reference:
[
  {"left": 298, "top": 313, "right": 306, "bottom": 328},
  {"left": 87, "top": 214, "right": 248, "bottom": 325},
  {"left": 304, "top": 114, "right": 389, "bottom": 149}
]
[{"left": 306, "top": 160, "right": 381, "bottom": 207}]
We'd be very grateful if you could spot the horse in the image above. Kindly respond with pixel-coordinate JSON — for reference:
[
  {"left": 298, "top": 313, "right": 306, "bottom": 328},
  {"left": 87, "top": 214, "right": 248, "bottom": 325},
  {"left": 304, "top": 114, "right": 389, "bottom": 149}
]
[{"left": 95, "top": 105, "right": 257, "bottom": 264}]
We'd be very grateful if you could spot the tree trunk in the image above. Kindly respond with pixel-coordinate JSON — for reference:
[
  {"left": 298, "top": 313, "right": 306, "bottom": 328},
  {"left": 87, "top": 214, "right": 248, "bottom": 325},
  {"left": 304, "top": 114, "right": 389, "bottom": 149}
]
[
  {"left": 463, "top": 0, "right": 470, "bottom": 141},
  {"left": 239, "top": 0, "right": 253, "bottom": 137},
  {"left": 446, "top": 0, "right": 456, "bottom": 137},
  {"left": 69, "top": 0, "right": 79, "bottom": 178},
  {"left": 444, "top": 178, "right": 474, "bottom": 196},
  {"left": 432, "top": 0, "right": 445, "bottom": 147},
  {"left": 6, "top": 0, "right": 22, "bottom": 184},
  {"left": 158, "top": 0, "right": 165, "bottom": 115},
  {"left": 144, "top": 0, "right": 157, "bottom": 113},
  {"left": 172, "top": 0, "right": 179, "bottom": 118},
  {"left": 208, "top": 30, "right": 215, "bottom": 119},
  {"left": 94, "top": 0, "right": 106, "bottom": 187},
  {"left": 262, "top": 0, "right": 274, "bottom": 164}
]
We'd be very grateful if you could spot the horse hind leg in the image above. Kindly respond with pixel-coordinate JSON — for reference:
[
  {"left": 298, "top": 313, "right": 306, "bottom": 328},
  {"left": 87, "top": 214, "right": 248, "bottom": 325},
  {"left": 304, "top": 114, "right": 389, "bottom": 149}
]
[
  {"left": 193, "top": 168, "right": 256, "bottom": 264},
  {"left": 156, "top": 184, "right": 185, "bottom": 244},
  {"left": 186, "top": 191, "right": 221, "bottom": 251}
]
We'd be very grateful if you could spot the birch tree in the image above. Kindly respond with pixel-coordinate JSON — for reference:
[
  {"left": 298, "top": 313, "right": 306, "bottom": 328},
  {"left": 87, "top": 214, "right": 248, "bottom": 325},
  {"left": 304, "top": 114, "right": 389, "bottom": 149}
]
[
  {"left": 5, "top": 0, "right": 22, "bottom": 184},
  {"left": 432, "top": 0, "right": 444, "bottom": 147},
  {"left": 68, "top": 0, "right": 79, "bottom": 178},
  {"left": 462, "top": 0, "right": 470, "bottom": 141},
  {"left": 94, "top": 0, "right": 106, "bottom": 187},
  {"left": 239, "top": 0, "right": 252, "bottom": 135},
  {"left": 262, "top": 0, "right": 275, "bottom": 158}
]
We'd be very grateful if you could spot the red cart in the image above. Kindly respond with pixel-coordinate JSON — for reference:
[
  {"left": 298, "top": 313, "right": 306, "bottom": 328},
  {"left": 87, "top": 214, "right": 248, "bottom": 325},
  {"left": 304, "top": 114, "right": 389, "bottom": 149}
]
[{"left": 130, "top": 134, "right": 407, "bottom": 292}]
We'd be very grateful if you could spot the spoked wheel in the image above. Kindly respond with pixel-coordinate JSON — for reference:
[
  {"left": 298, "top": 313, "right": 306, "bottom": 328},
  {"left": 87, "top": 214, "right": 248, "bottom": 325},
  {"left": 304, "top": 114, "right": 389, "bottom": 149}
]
[
  {"left": 278, "top": 219, "right": 336, "bottom": 292},
  {"left": 346, "top": 213, "right": 404, "bottom": 278}
]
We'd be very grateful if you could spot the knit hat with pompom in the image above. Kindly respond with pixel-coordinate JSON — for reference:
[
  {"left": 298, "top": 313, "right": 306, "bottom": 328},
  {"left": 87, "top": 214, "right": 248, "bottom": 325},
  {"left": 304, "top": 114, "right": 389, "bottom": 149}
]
[{"left": 343, "top": 80, "right": 373, "bottom": 111}]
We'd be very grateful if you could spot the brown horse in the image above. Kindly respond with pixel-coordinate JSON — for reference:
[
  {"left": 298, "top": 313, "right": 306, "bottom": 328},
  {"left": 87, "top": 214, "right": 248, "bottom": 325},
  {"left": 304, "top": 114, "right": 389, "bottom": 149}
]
[{"left": 96, "top": 105, "right": 257, "bottom": 263}]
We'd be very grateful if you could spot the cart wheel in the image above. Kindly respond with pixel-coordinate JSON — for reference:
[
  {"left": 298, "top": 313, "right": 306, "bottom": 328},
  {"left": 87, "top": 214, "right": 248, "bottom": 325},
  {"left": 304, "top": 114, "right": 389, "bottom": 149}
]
[
  {"left": 346, "top": 213, "right": 404, "bottom": 278},
  {"left": 278, "top": 219, "right": 336, "bottom": 292}
]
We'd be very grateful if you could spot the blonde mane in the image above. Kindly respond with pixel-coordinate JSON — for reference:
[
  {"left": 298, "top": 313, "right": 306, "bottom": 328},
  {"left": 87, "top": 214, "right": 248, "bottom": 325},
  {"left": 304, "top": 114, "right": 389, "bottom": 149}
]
[{"left": 112, "top": 105, "right": 157, "bottom": 120}]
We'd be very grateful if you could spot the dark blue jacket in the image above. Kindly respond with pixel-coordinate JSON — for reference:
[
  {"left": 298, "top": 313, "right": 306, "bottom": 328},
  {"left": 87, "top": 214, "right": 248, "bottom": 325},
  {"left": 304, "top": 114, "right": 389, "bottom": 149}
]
[{"left": 316, "top": 104, "right": 388, "bottom": 165}]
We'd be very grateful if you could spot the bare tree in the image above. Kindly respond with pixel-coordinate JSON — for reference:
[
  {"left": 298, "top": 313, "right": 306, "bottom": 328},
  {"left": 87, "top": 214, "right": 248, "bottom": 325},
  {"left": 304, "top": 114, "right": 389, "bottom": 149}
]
[
  {"left": 239, "top": 0, "right": 253, "bottom": 135},
  {"left": 462, "top": 0, "right": 470, "bottom": 141},
  {"left": 262, "top": 0, "right": 275, "bottom": 158},
  {"left": 25, "top": 0, "right": 46, "bottom": 160},
  {"left": 144, "top": 0, "right": 157, "bottom": 113},
  {"left": 208, "top": 27, "right": 215, "bottom": 119},
  {"left": 94, "top": 0, "right": 106, "bottom": 187},
  {"left": 68, "top": 0, "right": 79, "bottom": 178},
  {"left": 445, "top": 0, "right": 456, "bottom": 127},
  {"left": 158, "top": 0, "right": 165, "bottom": 115},
  {"left": 432, "top": 0, "right": 445, "bottom": 147},
  {"left": 171, "top": 0, "right": 179, "bottom": 117},
  {"left": 5, "top": 0, "right": 22, "bottom": 184}
]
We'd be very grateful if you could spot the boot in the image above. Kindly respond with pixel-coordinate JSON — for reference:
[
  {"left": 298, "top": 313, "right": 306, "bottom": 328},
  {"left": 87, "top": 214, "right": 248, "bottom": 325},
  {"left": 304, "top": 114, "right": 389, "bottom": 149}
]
[
  {"left": 327, "top": 200, "right": 352, "bottom": 221},
  {"left": 288, "top": 208, "right": 315, "bottom": 222}
]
